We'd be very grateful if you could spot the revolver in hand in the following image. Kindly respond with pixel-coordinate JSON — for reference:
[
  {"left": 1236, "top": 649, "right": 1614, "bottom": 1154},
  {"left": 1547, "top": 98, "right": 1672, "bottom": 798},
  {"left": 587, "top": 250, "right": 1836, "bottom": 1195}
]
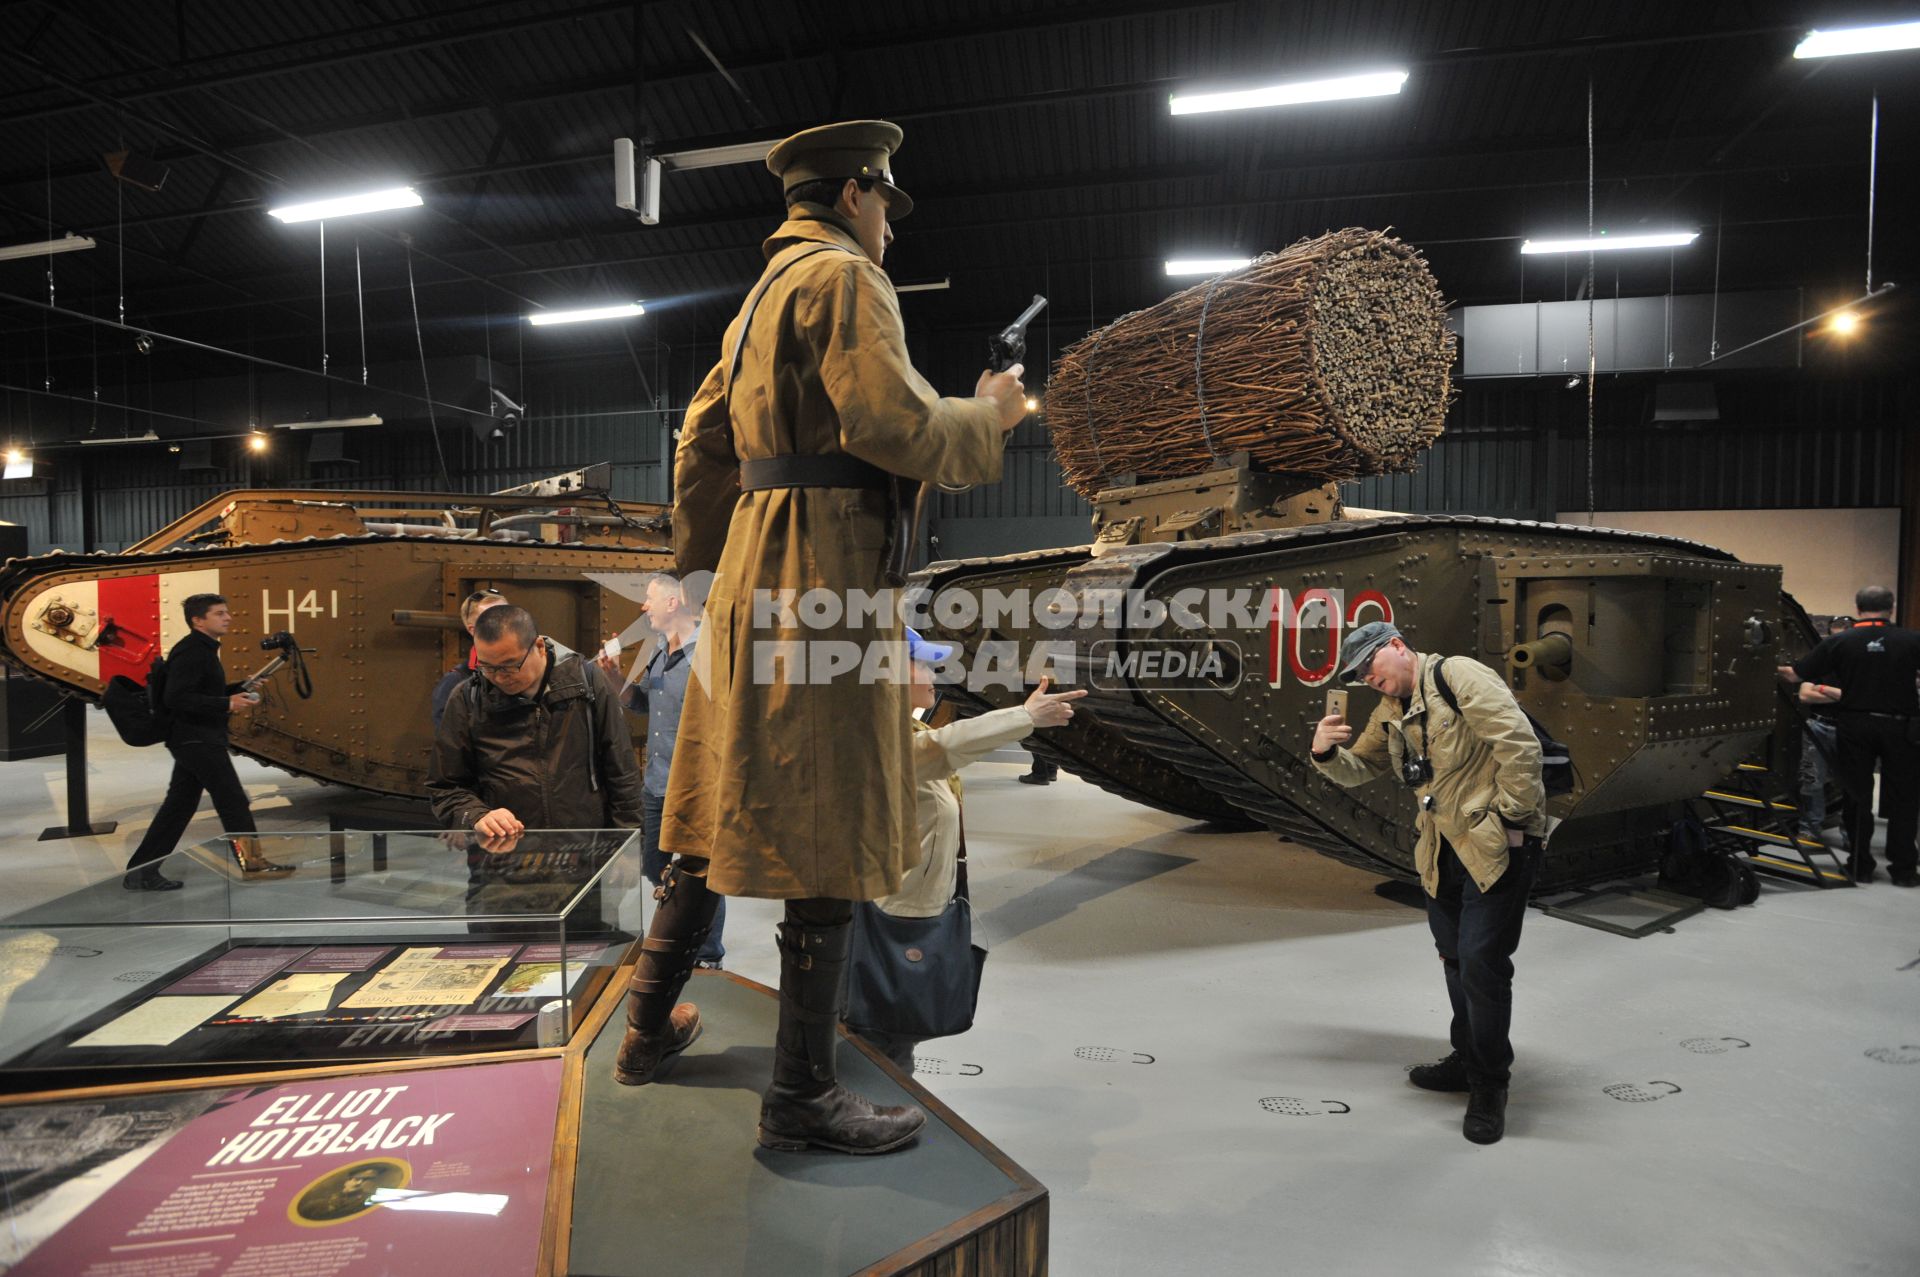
[{"left": 989, "top": 294, "right": 1048, "bottom": 374}]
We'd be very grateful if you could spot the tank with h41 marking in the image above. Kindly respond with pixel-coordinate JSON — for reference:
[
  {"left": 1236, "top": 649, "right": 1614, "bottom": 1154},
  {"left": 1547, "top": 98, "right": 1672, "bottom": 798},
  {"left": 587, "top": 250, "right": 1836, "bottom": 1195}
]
[{"left": 0, "top": 464, "right": 674, "bottom": 797}]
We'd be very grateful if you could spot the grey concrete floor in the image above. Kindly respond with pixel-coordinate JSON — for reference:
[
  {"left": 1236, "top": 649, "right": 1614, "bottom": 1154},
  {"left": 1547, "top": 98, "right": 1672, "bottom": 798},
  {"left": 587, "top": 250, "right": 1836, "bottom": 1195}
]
[{"left": 3, "top": 715, "right": 1918, "bottom": 1276}]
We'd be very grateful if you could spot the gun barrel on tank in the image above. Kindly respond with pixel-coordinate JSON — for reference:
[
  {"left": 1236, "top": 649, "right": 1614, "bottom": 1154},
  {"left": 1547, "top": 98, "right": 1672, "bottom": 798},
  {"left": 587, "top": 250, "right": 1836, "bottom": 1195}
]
[{"left": 1508, "top": 633, "right": 1573, "bottom": 681}]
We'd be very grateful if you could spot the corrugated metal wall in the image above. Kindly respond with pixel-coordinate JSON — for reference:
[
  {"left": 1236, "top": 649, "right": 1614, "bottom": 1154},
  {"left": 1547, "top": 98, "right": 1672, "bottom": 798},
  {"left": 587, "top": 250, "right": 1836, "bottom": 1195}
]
[
  {"left": 1346, "top": 372, "right": 1908, "bottom": 517},
  {"left": 0, "top": 378, "right": 673, "bottom": 554},
  {"left": 1, "top": 369, "right": 1905, "bottom": 556},
  {"left": 929, "top": 424, "right": 1091, "bottom": 521}
]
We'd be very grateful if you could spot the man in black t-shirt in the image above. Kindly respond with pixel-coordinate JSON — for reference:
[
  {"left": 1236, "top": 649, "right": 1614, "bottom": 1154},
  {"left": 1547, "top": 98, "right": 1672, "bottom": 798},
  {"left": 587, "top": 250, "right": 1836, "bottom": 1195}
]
[{"left": 1780, "top": 586, "right": 1920, "bottom": 886}]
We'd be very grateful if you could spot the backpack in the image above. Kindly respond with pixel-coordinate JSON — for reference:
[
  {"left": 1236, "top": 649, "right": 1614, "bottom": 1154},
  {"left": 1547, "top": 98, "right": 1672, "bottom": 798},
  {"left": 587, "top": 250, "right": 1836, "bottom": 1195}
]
[
  {"left": 1659, "top": 814, "right": 1759, "bottom": 909},
  {"left": 146, "top": 654, "right": 170, "bottom": 718},
  {"left": 103, "top": 660, "right": 170, "bottom": 748},
  {"left": 1431, "top": 658, "right": 1575, "bottom": 797}
]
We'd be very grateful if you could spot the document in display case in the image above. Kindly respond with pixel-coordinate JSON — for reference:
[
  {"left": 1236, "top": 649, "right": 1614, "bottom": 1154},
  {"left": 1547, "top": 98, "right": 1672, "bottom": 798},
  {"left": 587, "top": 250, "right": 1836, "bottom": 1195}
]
[{"left": 0, "top": 829, "right": 641, "bottom": 1082}]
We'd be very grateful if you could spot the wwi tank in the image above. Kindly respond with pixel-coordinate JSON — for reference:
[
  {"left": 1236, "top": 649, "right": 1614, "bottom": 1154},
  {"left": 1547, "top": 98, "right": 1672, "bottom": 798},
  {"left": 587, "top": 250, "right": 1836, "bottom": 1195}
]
[
  {"left": 912, "top": 462, "right": 1816, "bottom": 893},
  {"left": 0, "top": 465, "right": 672, "bottom": 797},
  {"left": 912, "top": 229, "right": 1814, "bottom": 893}
]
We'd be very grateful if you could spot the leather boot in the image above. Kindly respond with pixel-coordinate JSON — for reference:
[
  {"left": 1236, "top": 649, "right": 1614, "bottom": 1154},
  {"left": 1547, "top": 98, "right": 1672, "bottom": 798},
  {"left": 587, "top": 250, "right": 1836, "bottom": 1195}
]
[
  {"left": 758, "top": 917, "right": 926, "bottom": 1155},
  {"left": 612, "top": 861, "right": 719, "bottom": 1086},
  {"left": 1464, "top": 1085, "right": 1508, "bottom": 1144},
  {"left": 1408, "top": 1051, "right": 1471, "bottom": 1093},
  {"left": 231, "top": 836, "right": 294, "bottom": 877},
  {"left": 1018, "top": 757, "right": 1058, "bottom": 785}
]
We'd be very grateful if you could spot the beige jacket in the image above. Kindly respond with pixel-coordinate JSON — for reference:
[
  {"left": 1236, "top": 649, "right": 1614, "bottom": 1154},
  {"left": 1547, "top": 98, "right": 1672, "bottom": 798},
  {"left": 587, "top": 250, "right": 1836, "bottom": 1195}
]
[
  {"left": 660, "top": 206, "right": 1007, "bottom": 899},
  {"left": 1312, "top": 653, "right": 1546, "bottom": 896},
  {"left": 877, "top": 707, "right": 1035, "bottom": 918}
]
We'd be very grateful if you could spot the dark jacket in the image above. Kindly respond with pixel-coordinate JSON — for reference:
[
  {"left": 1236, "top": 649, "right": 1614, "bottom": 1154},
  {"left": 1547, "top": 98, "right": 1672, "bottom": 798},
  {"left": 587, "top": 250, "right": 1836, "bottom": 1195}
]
[
  {"left": 430, "top": 651, "right": 477, "bottom": 730},
  {"left": 164, "top": 630, "right": 244, "bottom": 745},
  {"left": 427, "top": 639, "right": 645, "bottom": 831}
]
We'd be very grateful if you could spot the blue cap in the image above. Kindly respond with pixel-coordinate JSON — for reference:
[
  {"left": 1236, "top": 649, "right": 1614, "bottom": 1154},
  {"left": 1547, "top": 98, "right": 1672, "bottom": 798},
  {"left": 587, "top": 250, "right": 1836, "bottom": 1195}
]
[
  {"left": 906, "top": 627, "right": 954, "bottom": 664},
  {"left": 1335, "top": 620, "right": 1402, "bottom": 686}
]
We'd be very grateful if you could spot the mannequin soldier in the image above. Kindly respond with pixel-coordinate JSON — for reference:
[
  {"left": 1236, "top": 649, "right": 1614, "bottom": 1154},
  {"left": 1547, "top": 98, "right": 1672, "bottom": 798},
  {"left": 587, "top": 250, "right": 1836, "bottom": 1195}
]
[{"left": 611, "top": 120, "right": 1029, "bottom": 1154}]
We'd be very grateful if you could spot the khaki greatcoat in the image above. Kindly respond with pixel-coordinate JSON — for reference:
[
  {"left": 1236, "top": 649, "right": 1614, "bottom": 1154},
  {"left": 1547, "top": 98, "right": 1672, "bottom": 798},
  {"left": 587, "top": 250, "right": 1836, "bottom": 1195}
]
[{"left": 659, "top": 205, "right": 1006, "bottom": 899}]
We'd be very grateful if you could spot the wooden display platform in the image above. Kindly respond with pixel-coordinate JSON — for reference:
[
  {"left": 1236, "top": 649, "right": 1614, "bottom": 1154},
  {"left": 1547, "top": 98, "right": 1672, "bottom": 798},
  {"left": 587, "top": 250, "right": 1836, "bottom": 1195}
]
[
  {"left": 564, "top": 971, "right": 1047, "bottom": 1277},
  {"left": 0, "top": 965, "right": 1047, "bottom": 1277}
]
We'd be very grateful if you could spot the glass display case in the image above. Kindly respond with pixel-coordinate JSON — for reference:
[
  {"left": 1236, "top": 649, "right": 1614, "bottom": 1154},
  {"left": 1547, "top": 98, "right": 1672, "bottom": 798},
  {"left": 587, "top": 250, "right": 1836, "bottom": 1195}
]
[{"left": 0, "top": 829, "right": 641, "bottom": 1084}]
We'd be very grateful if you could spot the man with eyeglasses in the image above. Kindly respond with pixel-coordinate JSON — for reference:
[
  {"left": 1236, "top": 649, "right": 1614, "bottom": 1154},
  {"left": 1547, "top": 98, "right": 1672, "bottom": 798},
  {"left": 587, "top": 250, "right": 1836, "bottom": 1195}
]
[
  {"left": 431, "top": 588, "right": 509, "bottom": 729},
  {"left": 1308, "top": 620, "right": 1547, "bottom": 1145},
  {"left": 610, "top": 120, "right": 1027, "bottom": 1156},
  {"left": 427, "top": 605, "right": 643, "bottom": 839}
]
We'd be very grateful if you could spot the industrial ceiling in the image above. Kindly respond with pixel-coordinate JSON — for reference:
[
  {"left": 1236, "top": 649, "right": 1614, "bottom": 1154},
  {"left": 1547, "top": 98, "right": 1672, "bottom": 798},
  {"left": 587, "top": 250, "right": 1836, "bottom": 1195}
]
[{"left": 0, "top": 1, "right": 1911, "bottom": 437}]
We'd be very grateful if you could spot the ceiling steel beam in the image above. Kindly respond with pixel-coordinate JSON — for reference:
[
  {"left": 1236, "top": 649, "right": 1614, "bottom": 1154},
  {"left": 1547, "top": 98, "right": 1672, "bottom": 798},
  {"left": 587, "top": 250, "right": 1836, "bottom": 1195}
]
[
  {"left": 3, "top": 4, "right": 1788, "bottom": 192},
  {"left": 10, "top": 156, "right": 1854, "bottom": 342},
  {"left": 56, "top": 109, "right": 1856, "bottom": 270},
  {"left": 0, "top": 0, "right": 643, "bottom": 125}
]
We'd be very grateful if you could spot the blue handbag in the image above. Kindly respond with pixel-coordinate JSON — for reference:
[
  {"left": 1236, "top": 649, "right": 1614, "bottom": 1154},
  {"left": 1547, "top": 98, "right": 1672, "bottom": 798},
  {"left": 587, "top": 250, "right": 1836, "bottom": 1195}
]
[{"left": 844, "top": 829, "right": 987, "bottom": 1040}]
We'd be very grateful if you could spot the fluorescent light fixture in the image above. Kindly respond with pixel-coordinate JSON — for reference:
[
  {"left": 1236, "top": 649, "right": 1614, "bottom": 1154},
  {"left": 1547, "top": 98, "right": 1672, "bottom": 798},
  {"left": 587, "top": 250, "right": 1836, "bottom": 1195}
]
[
  {"left": 654, "top": 140, "right": 779, "bottom": 170},
  {"left": 1519, "top": 231, "right": 1698, "bottom": 255},
  {"left": 528, "top": 302, "right": 645, "bottom": 327},
  {"left": 1165, "top": 257, "right": 1253, "bottom": 276},
  {"left": 1171, "top": 69, "right": 1409, "bottom": 116},
  {"left": 1795, "top": 21, "right": 1920, "bottom": 58},
  {"left": 0, "top": 233, "right": 97, "bottom": 262},
  {"left": 80, "top": 430, "right": 161, "bottom": 446},
  {"left": 273, "top": 414, "right": 384, "bottom": 431},
  {"left": 895, "top": 278, "right": 951, "bottom": 293},
  {"left": 267, "top": 186, "right": 423, "bottom": 224}
]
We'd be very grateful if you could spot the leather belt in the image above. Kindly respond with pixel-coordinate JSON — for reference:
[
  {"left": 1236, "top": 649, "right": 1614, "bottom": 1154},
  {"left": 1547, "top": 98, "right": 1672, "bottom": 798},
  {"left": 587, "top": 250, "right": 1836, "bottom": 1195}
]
[{"left": 739, "top": 454, "right": 891, "bottom": 492}]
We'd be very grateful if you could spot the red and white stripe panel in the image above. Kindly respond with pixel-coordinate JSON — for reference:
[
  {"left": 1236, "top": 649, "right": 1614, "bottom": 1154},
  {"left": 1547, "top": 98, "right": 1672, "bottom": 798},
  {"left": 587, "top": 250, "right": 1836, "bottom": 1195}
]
[{"left": 20, "top": 567, "right": 220, "bottom": 687}]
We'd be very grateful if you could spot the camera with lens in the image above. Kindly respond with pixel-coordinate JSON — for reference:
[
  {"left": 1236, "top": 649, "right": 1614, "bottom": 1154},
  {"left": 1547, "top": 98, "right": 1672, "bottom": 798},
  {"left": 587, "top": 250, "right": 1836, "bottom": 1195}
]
[
  {"left": 1400, "top": 755, "right": 1434, "bottom": 788},
  {"left": 261, "top": 631, "right": 299, "bottom": 653}
]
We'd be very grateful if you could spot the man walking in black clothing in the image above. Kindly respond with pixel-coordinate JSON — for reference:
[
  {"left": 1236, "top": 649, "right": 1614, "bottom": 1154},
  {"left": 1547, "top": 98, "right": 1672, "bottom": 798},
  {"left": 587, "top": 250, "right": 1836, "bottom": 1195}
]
[
  {"left": 1780, "top": 586, "right": 1920, "bottom": 886},
  {"left": 123, "top": 593, "right": 289, "bottom": 890}
]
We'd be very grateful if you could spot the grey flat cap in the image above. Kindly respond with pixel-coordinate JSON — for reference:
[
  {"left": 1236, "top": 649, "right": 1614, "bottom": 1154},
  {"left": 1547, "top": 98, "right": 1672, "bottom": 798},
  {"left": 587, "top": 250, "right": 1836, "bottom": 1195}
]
[{"left": 1335, "top": 620, "right": 1402, "bottom": 686}]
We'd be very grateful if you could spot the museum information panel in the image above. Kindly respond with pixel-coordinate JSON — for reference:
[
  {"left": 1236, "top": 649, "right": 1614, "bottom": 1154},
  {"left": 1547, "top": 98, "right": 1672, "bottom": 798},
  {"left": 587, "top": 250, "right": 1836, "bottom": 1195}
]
[{"left": 0, "top": 1056, "right": 562, "bottom": 1274}]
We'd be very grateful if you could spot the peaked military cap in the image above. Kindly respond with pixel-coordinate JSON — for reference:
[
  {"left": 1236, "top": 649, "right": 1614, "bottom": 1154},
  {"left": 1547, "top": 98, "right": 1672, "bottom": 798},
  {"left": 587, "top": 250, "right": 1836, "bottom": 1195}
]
[{"left": 766, "top": 119, "right": 913, "bottom": 219}]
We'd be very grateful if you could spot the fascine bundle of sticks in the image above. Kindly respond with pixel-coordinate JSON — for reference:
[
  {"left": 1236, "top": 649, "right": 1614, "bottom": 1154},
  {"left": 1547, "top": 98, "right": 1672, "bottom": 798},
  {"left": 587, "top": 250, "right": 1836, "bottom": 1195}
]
[{"left": 1042, "top": 228, "right": 1455, "bottom": 499}]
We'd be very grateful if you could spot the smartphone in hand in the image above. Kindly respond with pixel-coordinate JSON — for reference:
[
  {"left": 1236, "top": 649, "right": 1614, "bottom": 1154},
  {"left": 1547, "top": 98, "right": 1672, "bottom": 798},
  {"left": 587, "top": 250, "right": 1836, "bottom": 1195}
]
[{"left": 1325, "top": 689, "right": 1349, "bottom": 720}]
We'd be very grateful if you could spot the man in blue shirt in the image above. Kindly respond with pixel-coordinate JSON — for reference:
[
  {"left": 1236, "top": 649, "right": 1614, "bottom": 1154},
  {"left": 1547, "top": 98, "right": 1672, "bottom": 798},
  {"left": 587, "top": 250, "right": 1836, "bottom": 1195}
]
[{"left": 602, "top": 571, "right": 726, "bottom": 965}]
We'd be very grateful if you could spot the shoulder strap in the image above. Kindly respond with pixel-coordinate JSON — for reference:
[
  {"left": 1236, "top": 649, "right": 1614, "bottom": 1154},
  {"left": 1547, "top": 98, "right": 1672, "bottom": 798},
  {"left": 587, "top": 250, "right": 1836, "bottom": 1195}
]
[
  {"left": 955, "top": 809, "right": 969, "bottom": 902},
  {"left": 723, "top": 243, "right": 857, "bottom": 399},
  {"left": 1431, "top": 657, "right": 1461, "bottom": 717}
]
